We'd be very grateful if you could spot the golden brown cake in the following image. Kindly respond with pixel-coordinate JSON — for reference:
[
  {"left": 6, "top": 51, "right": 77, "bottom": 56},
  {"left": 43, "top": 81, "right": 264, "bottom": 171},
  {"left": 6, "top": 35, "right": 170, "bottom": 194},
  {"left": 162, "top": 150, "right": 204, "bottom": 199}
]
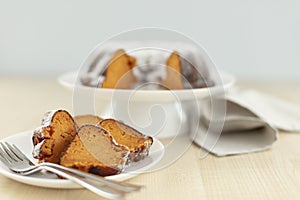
[
  {"left": 162, "top": 51, "right": 184, "bottom": 90},
  {"left": 101, "top": 49, "right": 137, "bottom": 89},
  {"left": 60, "top": 125, "right": 129, "bottom": 176},
  {"left": 32, "top": 110, "right": 153, "bottom": 176},
  {"left": 99, "top": 119, "right": 153, "bottom": 162},
  {"left": 32, "top": 110, "right": 77, "bottom": 164},
  {"left": 74, "top": 114, "right": 103, "bottom": 128}
]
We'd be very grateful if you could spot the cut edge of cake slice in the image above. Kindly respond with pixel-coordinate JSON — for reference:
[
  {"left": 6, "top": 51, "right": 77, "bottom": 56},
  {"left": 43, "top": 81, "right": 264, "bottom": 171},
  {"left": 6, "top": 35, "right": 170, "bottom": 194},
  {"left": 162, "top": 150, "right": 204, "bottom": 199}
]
[
  {"left": 101, "top": 49, "right": 137, "bottom": 89},
  {"left": 162, "top": 51, "right": 184, "bottom": 90},
  {"left": 32, "top": 110, "right": 77, "bottom": 164},
  {"left": 60, "top": 125, "right": 130, "bottom": 176}
]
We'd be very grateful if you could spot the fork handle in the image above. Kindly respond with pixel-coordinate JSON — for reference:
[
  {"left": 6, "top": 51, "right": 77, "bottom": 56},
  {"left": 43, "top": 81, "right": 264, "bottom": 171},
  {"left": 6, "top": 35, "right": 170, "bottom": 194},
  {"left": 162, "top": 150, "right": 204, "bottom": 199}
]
[
  {"left": 41, "top": 166, "right": 125, "bottom": 199},
  {"left": 39, "top": 162, "right": 142, "bottom": 192}
]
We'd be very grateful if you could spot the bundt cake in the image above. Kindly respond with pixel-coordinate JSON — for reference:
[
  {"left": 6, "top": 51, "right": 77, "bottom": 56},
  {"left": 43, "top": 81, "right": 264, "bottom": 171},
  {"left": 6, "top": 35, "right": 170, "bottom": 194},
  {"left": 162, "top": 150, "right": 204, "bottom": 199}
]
[
  {"left": 101, "top": 49, "right": 137, "bottom": 89},
  {"left": 32, "top": 110, "right": 153, "bottom": 176},
  {"left": 98, "top": 119, "right": 153, "bottom": 162},
  {"left": 74, "top": 114, "right": 103, "bottom": 128},
  {"left": 162, "top": 51, "right": 184, "bottom": 90},
  {"left": 60, "top": 125, "right": 130, "bottom": 176},
  {"left": 80, "top": 42, "right": 214, "bottom": 89},
  {"left": 32, "top": 110, "right": 77, "bottom": 163}
]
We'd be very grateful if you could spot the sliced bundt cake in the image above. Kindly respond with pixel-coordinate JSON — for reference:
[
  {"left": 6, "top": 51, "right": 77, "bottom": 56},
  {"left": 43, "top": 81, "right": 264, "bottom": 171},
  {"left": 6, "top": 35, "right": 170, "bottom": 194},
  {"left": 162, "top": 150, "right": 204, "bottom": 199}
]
[
  {"left": 60, "top": 125, "right": 130, "bottom": 176},
  {"left": 101, "top": 49, "right": 137, "bottom": 89},
  {"left": 162, "top": 51, "right": 184, "bottom": 90},
  {"left": 98, "top": 119, "right": 153, "bottom": 162},
  {"left": 32, "top": 110, "right": 153, "bottom": 176},
  {"left": 32, "top": 110, "right": 77, "bottom": 163}
]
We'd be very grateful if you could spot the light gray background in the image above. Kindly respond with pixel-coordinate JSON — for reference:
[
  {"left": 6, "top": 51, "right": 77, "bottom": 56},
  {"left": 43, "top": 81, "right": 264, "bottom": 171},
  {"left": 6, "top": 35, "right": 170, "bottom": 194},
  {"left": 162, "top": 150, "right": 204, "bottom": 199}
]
[{"left": 0, "top": 0, "right": 299, "bottom": 80}]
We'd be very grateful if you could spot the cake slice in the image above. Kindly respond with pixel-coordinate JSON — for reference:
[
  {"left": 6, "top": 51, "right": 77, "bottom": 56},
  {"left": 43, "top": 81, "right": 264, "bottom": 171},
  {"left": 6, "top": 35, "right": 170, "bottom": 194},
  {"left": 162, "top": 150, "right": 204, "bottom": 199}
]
[
  {"left": 32, "top": 110, "right": 77, "bottom": 164},
  {"left": 101, "top": 49, "right": 137, "bottom": 89},
  {"left": 74, "top": 114, "right": 103, "bottom": 128},
  {"left": 162, "top": 51, "right": 184, "bottom": 89},
  {"left": 60, "top": 125, "right": 130, "bottom": 176},
  {"left": 99, "top": 119, "right": 153, "bottom": 162}
]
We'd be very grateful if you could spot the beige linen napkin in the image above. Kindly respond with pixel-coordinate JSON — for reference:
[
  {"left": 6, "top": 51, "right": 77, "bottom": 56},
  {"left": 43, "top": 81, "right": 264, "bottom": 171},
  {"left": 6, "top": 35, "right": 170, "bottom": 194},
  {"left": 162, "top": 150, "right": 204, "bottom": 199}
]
[{"left": 193, "top": 88, "right": 300, "bottom": 156}]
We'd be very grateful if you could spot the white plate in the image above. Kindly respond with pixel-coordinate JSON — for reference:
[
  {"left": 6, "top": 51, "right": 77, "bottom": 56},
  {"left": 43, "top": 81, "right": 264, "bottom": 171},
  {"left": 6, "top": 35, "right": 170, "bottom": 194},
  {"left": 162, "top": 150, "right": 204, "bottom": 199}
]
[{"left": 0, "top": 130, "right": 164, "bottom": 189}]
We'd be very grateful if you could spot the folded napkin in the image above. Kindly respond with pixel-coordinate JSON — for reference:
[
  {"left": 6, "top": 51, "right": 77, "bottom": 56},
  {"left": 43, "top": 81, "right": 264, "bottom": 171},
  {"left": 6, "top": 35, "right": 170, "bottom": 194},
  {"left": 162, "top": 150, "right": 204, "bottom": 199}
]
[{"left": 193, "top": 88, "right": 300, "bottom": 156}]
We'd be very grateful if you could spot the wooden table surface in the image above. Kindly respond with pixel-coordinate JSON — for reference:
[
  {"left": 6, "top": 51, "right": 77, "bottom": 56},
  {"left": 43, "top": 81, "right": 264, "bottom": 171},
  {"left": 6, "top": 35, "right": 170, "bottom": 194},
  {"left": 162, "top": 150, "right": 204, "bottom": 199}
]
[{"left": 0, "top": 77, "right": 299, "bottom": 200}]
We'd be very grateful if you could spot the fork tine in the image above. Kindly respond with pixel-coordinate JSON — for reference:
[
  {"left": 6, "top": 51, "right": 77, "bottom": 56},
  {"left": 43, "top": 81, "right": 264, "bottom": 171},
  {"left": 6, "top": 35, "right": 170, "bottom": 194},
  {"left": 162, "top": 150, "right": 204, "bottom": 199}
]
[
  {"left": 0, "top": 151, "right": 12, "bottom": 166},
  {"left": 0, "top": 145, "right": 14, "bottom": 163},
  {"left": 11, "top": 144, "right": 34, "bottom": 164},
  {"left": 4, "top": 142, "right": 24, "bottom": 161},
  {"left": 0, "top": 143, "right": 18, "bottom": 162}
]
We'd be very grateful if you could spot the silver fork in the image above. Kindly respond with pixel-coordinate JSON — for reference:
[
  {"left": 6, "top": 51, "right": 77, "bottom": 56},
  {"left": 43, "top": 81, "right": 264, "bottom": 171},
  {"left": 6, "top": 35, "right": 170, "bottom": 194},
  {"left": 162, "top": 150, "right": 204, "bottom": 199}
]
[
  {"left": 0, "top": 142, "right": 141, "bottom": 192},
  {"left": 0, "top": 142, "right": 142, "bottom": 199}
]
